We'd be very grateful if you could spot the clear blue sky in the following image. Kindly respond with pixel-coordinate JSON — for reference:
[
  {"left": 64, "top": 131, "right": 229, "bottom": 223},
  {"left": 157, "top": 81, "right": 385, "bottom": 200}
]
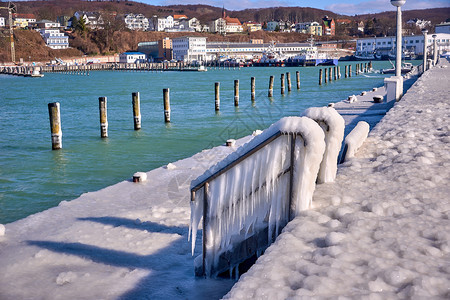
[{"left": 140, "top": 0, "right": 449, "bottom": 15}]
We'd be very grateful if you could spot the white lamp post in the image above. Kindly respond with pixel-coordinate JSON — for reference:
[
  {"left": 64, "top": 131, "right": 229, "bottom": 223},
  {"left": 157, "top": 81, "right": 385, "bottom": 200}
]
[
  {"left": 391, "top": 0, "right": 406, "bottom": 77},
  {"left": 422, "top": 29, "right": 428, "bottom": 72},
  {"left": 432, "top": 34, "right": 438, "bottom": 66}
]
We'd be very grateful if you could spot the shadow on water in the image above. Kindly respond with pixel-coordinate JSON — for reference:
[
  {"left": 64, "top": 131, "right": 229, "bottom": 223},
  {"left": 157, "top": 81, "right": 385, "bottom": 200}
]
[{"left": 27, "top": 216, "right": 235, "bottom": 300}]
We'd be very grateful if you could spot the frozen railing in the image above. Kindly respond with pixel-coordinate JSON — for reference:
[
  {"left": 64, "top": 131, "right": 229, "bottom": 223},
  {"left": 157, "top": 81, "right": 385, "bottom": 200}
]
[
  {"left": 190, "top": 117, "right": 325, "bottom": 277},
  {"left": 303, "top": 107, "right": 345, "bottom": 183}
]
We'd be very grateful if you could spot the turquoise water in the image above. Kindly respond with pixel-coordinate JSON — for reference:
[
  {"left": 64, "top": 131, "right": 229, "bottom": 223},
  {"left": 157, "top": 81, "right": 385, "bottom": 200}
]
[{"left": 0, "top": 61, "right": 418, "bottom": 223}]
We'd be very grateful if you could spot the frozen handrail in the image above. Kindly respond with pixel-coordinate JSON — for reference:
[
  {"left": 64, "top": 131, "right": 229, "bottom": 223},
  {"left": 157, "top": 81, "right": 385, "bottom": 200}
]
[
  {"left": 190, "top": 117, "right": 325, "bottom": 277},
  {"left": 303, "top": 106, "right": 345, "bottom": 183}
]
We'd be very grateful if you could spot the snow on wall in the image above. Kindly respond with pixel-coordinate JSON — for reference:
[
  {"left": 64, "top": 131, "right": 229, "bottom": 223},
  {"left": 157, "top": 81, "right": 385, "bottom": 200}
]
[
  {"left": 303, "top": 106, "right": 345, "bottom": 183},
  {"left": 190, "top": 117, "right": 325, "bottom": 276},
  {"left": 343, "top": 121, "right": 370, "bottom": 161}
]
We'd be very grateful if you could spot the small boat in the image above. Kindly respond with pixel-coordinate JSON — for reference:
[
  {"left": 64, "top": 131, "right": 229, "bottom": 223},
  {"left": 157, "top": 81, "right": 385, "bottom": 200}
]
[{"left": 381, "top": 62, "right": 413, "bottom": 74}]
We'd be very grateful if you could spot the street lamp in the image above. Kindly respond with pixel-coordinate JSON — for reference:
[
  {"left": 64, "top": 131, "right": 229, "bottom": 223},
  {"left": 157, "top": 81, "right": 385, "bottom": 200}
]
[
  {"left": 422, "top": 29, "right": 428, "bottom": 72},
  {"left": 391, "top": 0, "right": 406, "bottom": 77},
  {"left": 432, "top": 34, "right": 438, "bottom": 66}
]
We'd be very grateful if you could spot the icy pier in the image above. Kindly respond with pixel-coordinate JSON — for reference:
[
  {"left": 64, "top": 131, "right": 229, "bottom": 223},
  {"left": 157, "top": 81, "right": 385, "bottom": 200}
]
[{"left": 225, "top": 60, "right": 450, "bottom": 298}]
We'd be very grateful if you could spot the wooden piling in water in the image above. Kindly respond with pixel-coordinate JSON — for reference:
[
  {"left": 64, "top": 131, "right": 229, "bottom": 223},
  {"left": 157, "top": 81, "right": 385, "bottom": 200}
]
[
  {"left": 99, "top": 97, "right": 108, "bottom": 138},
  {"left": 234, "top": 79, "right": 239, "bottom": 106},
  {"left": 349, "top": 65, "right": 352, "bottom": 77},
  {"left": 215, "top": 82, "right": 220, "bottom": 111},
  {"left": 324, "top": 68, "right": 328, "bottom": 83},
  {"left": 319, "top": 69, "right": 323, "bottom": 85},
  {"left": 48, "top": 102, "right": 62, "bottom": 150},
  {"left": 345, "top": 65, "right": 348, "bottom": 78},
  {"left": 296, "top": 71, "right": 300, "bottom": 89},
  {"left": 329, "top": 67, "right": 332, "bottom": 82},
  {"left": 280, "top": 73, "right": 285, "bottom": 94},
  {"left": 268, "top": 75, "right": 274, "bottom": 97},
  {"left": 338, "top": 66, "right": 341, "bottom": 79},
  {"left": 163, "top": 88, "right": 171, "bottom": 122},
  {"left": 334, "top": 66, "right": 337, "bottom": 81},
  {"left": 286, "top": 72, "right": 291, "bottom": 92},
  {"left": 251, "top": 77, "right": 255, "bottom": 101},
  {"left": 132, "top": 92, "right": 141, "bottom": 130}
]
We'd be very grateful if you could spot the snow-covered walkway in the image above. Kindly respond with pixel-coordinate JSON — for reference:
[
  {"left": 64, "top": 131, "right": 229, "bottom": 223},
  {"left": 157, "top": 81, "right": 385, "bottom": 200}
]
[
  {"left": 225, "top": 60, "right": 450, "bottom": 299},
  {"left": 0, "top": 60, "right": 448, "bottom": 300}
]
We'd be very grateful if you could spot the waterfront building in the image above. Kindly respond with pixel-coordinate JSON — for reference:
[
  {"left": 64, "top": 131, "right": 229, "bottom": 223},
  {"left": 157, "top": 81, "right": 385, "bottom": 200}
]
[
  {"left": 119, "top": 52, "right": 147, "bottom": 63},
  {"left": 39, "top": 29, "right": 69, "bottom": 49},
  {"left": 356, "top": 33, "right": 450, "bottom": 58},
  {"left": 172, "top": 36, "right": 206, "bottom": 62},
  {"left": 205, "top": 41, "right": 311, "bottom": 61},
  {"left": 435, "top": 22, "right": 450, "bottom": 34},
  {"left": 295, "top": 22, "right": 322, "bottom": 36},
  {"left": 322, "top": 16, "right": 335, "bottom": 36},
  {"left": 0, "top": 17, "right": 5, "bottom": 27},
  {"left": 137, "top": 38, "right": 173, "bottom": 61},
  {"left": 243, "top": 22, "right": 262, "bottom": 32},
  {"left": 124, "top": 13, "right": 149, "bottom": 31}
]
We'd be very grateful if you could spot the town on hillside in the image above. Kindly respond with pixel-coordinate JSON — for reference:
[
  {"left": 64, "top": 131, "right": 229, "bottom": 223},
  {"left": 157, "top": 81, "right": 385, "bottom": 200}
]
[{"left": 0, "top": 2, "right": 449, "bottom": 65}]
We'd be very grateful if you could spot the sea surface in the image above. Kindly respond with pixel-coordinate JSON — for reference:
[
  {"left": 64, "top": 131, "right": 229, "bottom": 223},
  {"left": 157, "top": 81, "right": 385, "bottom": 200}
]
[{"left": 0, "top": 61, "right": 420, "bottom": 223}]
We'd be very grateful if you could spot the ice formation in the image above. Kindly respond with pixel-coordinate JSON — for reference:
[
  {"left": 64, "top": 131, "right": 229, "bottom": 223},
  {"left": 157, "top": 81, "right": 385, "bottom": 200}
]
[
  {"left": 190, "top": 117, "right": 325, "bottom": 276},
  {"left": 303, "top": 106, "right": 345, "bottom": 183},
  {"left": 343, "top": 121, "right": 370, "bottom": 161}
]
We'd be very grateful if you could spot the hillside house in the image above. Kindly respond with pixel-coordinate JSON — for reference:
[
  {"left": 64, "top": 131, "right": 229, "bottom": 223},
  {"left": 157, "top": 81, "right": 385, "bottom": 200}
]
[
  {"left": 39, "top": 29, "right": 69, "bottom": 49},
  {"left": 295, "top": 22, "right": 322, "bottom": 36},
  {"left": 243, "top": 22, "right": 262, "bottom": 32},
  {"left": 322, "top": 16, "right": 335, "bottom": 36},
  {"left": 74, "top": 11, "right": 104, "bottom": 29},
  {"left": 12, "top": 13, "right": 36, "bottom": 28},
  {"left": 124, "top": 13, "right": 149, "bottom": 31}
]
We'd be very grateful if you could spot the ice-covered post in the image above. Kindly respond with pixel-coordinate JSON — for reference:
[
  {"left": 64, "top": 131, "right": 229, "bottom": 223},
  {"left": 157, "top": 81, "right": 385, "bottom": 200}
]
[
  {"left": 132, "top": 92, "right": 141, "bottom": 130},
  {"left": 99, "top": 96, "right": 108, "bottom": 138},
  {"left": 391, "top": 0, "right": 405, "bottom": 77},
  {"left": 422, "top": 29, "right": 428, "bottom": 72},
  {"left": 286, "top": 72, "right": 292, "bottom": 92},
  {"left": 341, "top": 121, "right": 370, "bottom": 163},
  {"left": 268, "top": 75, "right": 274, "bottom": 97},
  {"left": 296, "top": 71, "right": 300, "bottom": 89},
  {"left": 251, "top": 77, "right": 255, "bottom": 101},
  {"left": 329, "top": 67, "right": 332, "bottom": 81},
  {"left": 338, "top": 66, "right": 341, "bottom": 79},
  {"left": 215, "top": 82, "right": 220, "bottom": 111},
  {"left": 163, "top": 88, "right": 171, "bottom": 122},
  {"left": 234, "top": 79, "right": 239, "bottom": 106},
  {"left": 334, "top": 66, "right": 337, "bottom": 80},
  {"left": 356, "top": 64, "right": 359, "bottom": 75},
  {"left": 345, "top": 65, "right": 348, "bottom": 78},
  {"left": 303, "top": 106, "right": 345, "bottom": 183},
  {"left": 349, "top": 65, "right": 352, "bottom": 77},
  {"left": 319, "top": 69, "right": 323, "bottom": 85},
  {"left": 432, "top": 34, "right": 438, "bottom": 66},
  {"left": 280, "top": 73, "right": 285, "bottom": 94},
  {"left": 48, "top": 102, "right": 62, "bottom": 150}
]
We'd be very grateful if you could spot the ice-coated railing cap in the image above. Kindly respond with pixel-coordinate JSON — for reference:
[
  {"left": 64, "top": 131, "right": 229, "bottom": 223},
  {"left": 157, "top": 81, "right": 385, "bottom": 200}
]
[
  {"left": 422, "top": 29, "right": 428, "bottom": 34},
  {"left": 390, "top": 0, "right": 406, "bottom": 7}
]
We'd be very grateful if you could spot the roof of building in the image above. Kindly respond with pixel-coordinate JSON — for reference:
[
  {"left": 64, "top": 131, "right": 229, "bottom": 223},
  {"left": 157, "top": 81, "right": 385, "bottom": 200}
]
[
  {"left": 12, "top": 13, "right": 36, "bottom": 19},
  {"left": 173, "top": 15, "right": 188, "bottom": 20},
  {"left": 122, "top": 52, "right": 146, "bottom": 55},
  {"left": 224, "top": 16, "right": 241, "bottom": 25}
]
